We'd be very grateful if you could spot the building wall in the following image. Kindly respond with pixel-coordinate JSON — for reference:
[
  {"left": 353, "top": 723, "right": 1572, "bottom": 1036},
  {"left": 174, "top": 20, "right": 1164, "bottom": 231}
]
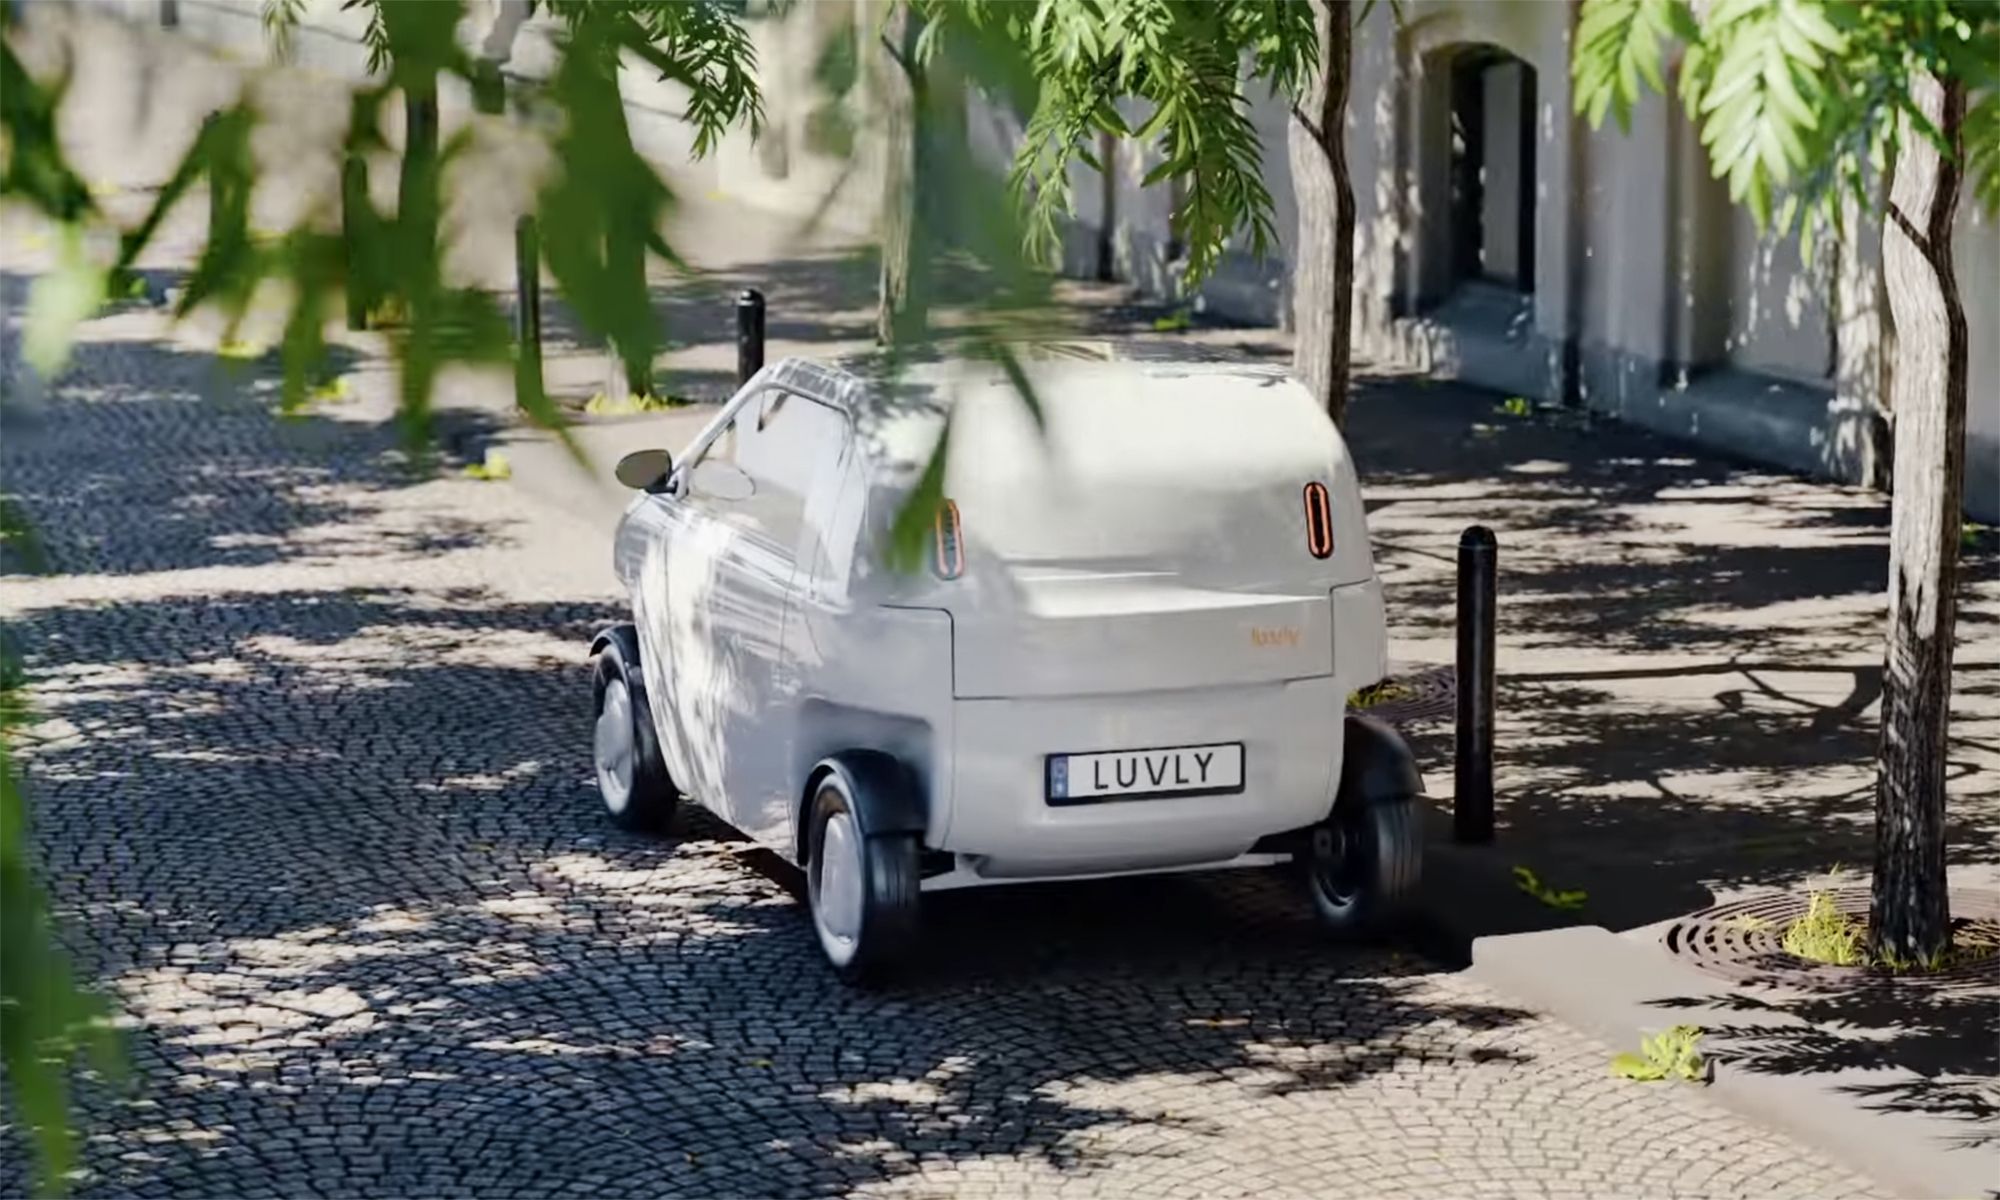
[
  {"left": 96, "top": 0, "right": 2000, "bottom": 519},
  {"left": 1063, "top": 0, "right": 1997, "bottom": 521},
  {"left": 1959, "top": 207, "right": 2000, "bottom": 519}
]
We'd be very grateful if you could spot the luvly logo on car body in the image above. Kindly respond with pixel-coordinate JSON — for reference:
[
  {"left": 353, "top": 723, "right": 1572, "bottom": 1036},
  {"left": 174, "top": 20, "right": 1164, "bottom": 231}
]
[{"left": 1250, "top": 626, "right": 1300, "bottom": 648}]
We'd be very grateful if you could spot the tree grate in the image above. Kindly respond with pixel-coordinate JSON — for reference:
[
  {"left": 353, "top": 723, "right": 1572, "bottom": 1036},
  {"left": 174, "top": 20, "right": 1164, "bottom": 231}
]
[
  {"left": 1356, "top": 663, "right": 1456, "bottom": 728},
  {"left": 1659, "top": 887, "right": 2000, "bottom": 990}
]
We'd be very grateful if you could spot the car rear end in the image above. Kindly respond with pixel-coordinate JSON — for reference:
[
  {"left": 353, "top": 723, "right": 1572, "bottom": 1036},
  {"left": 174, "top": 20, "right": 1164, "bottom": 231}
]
[{"left": 865, "top": 362, "right": 1386, "bottom": 882}]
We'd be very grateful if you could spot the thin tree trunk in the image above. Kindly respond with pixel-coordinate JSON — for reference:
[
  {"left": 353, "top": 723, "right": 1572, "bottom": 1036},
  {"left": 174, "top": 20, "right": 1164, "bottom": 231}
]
[
  {"left": 876, "top": 4, "right": 917, "bottom": 345},
  {"left": 1286, "top": 0, "right": 1355, "bottom": 427},
  {"left": 1871, "top": 72, "right": 1967, "bottom": 964},
  {"left": 1096, "top": 127, "right": 1116, "bottom": 282}
]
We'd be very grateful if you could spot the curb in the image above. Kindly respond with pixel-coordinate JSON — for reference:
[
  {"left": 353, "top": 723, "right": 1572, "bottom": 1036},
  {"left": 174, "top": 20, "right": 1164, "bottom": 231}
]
[{"left": 1465, "top": 924, "right": 1990, "bottom": 1200}]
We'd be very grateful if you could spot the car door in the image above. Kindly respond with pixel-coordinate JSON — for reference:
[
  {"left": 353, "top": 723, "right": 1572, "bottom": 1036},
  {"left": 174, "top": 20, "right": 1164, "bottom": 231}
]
[
  {"left": 631, "top": 401, "right": 758, "bottom": 817},
  {"left": 724, "top": 388, "right": 852, "bottom": 845}
]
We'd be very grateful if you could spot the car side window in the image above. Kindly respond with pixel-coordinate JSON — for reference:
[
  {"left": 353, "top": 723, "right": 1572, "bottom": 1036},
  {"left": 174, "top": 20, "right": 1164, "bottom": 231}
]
[
  {"left": 689, "top": 389, "right": 844, "bottom": 554},
  {"left": 738, "top": 390, "right": 839, "bottom": 504},
  {"left": 676, "top": 408, "right": 750, "bottom": 505}
]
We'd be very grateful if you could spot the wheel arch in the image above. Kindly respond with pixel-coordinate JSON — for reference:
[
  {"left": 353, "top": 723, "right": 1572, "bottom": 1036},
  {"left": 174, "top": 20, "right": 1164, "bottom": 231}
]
[
  {"left": 796, "top": 750, "right": 927, "bottom": 867},
  {"left": 589, "top": 623, "right": 641, "bottom": 664},
  {"left": 1337, "top": 713, "right": 1425, "bottom": 808}
]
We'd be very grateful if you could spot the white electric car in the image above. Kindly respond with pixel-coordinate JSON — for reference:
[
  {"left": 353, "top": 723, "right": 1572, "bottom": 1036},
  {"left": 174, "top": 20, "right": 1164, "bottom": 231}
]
[{"left": 592, "top": 351, "right": 1424, "bottom": 980}]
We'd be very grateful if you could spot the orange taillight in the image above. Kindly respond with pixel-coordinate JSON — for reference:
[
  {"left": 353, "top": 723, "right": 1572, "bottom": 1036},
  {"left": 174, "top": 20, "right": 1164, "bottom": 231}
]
[
  {"left": 933, "top": 498, "right": 965, "bottom": 580},
  {"left": 1303, "top": 482, "right": 1334, "bottom": 559}
]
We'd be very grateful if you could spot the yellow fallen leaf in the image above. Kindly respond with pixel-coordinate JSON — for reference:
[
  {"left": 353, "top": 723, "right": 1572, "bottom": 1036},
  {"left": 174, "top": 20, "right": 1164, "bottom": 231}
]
[{"left": 462, "top": 450, "right": 512, "bottom": 481}]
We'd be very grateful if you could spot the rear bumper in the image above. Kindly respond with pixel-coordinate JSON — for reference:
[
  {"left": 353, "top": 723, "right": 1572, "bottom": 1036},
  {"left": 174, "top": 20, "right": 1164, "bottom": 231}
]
[{"left": 935, "top": 676, "right": 1343, "bottom": 877}]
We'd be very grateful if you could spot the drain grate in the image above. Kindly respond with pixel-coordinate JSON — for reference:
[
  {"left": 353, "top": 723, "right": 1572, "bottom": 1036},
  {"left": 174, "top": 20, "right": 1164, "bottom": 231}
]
[
  {"left": 1661, "top": 887, "right": 2000, "bottom": 989},
  {"left": 1356, "top": 664, "right": 1455, "bottom": 728}
]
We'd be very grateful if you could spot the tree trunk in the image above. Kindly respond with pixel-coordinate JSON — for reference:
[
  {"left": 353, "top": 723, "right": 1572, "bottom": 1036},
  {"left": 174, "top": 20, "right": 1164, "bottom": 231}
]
[
  {"left": 400, "top": 80, "right": 439, "bottom": 247},
  {"left": 876, "top": 4, "right": 918, "bottom": 346},
  {"left": 1871, "top": 73, "right": 1967, "bottom": 964},
  {"left": 1286, "top": 0, "right": 1355, "bottom": 427},
  {"left": 1096, "top": 127, "right": 1117, "bottom": 282}
]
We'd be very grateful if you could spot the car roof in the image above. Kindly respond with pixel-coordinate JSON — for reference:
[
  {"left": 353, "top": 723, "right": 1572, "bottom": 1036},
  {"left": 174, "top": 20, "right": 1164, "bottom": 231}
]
[
  {"left": 759, "top": 343, "right": 1296, "bottom": 422},
  {"left": 750, "top": 346, "right": 1314, "bottom": 491}
]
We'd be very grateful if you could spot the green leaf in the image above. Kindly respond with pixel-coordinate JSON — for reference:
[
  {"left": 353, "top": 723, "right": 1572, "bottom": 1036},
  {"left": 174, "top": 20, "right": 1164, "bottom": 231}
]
[
  {"left": 1610, "top": 1052, "right": 1667, "bottom": 1081},
  {"left": 1571, "top": 0, "right": 1687, "bottom": 131},
  {"left": 0, "top": 36, "right": 97, "bottom": 224},
  {"left": 886, "top": 422, "right": 951, "bottom": 575},
  {"left": 22, "top": 227, "right": 107, "bottom": 377}
]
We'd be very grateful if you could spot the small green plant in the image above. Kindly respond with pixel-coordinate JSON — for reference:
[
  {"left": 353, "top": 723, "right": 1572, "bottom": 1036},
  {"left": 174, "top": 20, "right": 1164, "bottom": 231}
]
[
  {"left": 462, "top": 449, "right": 512, "bottom": 482},
  {"left": 1611, "top": 1025, "right": 1706, "bottom": 1083},
  {"left": 1781, "top": 890, "right": 1867, "bottom": 966},
  {"left": 1497, "top": 396, "right": 1533, "bottom": 418},
  {"left": 1721, "top": 912, "right": 1774, "bottom": 934},
  {"left": 583, "top": 391, "right": 678, "bottom": 415},
  {"left": 1347, "top": 680, "right": 1412, "bottom": 710},
  {"left": 1513, "top": 865, "right": 1587, "bottom": 911},
  {"left": 1965, "top": 522, "right": 1988, "bottom": 550},
  {"left": 1875, "top": 933, "right": 1996, "bottom": 975},
  {"left": 1150, "top": 306, "right": 1193, "bottom": 333}
]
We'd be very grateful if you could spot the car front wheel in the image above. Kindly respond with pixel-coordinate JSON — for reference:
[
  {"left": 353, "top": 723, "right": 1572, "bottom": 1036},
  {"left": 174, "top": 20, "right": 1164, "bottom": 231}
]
[
  {"left": 592, "top": 639, "right": 679, "bottom": 833},
  {"left": 807, "top": 774, "right": 920, "bottom": 983},
  {"left": 1303, "top": 796, "right": 1421, "bottom": 935}
]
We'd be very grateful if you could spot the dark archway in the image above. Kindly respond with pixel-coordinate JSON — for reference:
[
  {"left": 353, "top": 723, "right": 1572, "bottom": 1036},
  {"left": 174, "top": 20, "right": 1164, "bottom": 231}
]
[{"left": 1446, "top": 47, "right": 1537, "bottom": 295}]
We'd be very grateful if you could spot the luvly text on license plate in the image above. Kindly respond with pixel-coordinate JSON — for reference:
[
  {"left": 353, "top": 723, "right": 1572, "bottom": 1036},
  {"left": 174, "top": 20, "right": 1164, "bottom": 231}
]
[{"left": 1045, "top": 742, "right": 1245, "bottom": 805}]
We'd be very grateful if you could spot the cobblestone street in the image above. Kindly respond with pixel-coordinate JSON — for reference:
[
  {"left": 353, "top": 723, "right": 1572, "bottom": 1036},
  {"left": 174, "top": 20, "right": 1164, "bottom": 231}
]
[
  {"left": 0, "top": 263, "right": 1903, "bottom": 1200},
  {"left": 10, "top": 8, "right": 1993, "bottom": 1190}
]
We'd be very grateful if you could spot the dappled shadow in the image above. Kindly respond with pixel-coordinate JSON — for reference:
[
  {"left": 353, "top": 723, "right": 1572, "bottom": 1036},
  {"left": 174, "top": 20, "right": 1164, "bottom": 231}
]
[
  {"left": 1647, "top": 982, "right": 1999, "bottom": 1145},
  {"left": 5, "top": 577, "right": 1543, "bottom": 1197},
  {"left": 1346, "top": 373, "right": 2000, "bottom": 928},
  {"left": 1, "top": 274, "right": 509, "bottom": 578},
  {"left": 3, "top": 288, "right": 1552, "bottom": 1196}
]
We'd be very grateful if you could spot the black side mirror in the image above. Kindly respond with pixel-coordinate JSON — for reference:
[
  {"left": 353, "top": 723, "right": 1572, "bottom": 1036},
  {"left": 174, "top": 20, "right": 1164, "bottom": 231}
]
[{"left": 615, "top": 448, "right": 674, "bottom": 493}]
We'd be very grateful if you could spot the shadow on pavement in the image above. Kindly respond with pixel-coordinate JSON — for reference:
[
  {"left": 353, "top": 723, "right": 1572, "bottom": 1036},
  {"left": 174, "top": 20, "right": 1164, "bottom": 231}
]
[
  {"left": 5, "top": 304, "right": 1543, "bottom": 1197},
  {"left": 1345, "top": 373, "right": 2000, "bottom": 932},
  {"left": 1647, "top": 981, "right": 1998, "bottom": 1143},
  {"left": 6, "top": 583, "right": 1540, "bottom": 1198}
]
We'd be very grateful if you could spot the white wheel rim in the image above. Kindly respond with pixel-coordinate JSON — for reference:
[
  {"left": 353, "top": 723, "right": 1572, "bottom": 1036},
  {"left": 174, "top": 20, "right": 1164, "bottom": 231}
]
[
  {"left": 813, "top": 809, "right": 864, "bottom": 966},
  {"left": 595, "top": 676, "right": 635, "bottom": 815}
]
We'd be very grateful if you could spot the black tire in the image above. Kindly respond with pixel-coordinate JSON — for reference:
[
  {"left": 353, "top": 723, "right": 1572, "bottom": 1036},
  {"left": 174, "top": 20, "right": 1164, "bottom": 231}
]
[
  {"left": 806, "top": 774, "right": 921, "bottom": 983},
  {"left": 591, "top": 640, "right": 679, "bottom": 833},
  {"left": 1303, "top": 795, "right": 1422, "bottom": 935}
]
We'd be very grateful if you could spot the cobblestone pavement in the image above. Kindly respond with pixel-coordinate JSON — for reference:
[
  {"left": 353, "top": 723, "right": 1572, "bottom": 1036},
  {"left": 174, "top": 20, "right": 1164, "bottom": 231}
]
[{"left": 0, "top": 289, "right": 1896, "bottom": 1200}]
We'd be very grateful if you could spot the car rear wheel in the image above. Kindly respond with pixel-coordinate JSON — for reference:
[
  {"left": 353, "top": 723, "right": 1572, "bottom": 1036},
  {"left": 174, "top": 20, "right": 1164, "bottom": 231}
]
[
  {"left": 592, "top": 640, "right": 678, "bottom": 833},
  {"left": 1304, "top": 796, "right": 1421, "bottom": 935},
  {"left": 807, "top": 774, "right": 920, "bottom": 983}
]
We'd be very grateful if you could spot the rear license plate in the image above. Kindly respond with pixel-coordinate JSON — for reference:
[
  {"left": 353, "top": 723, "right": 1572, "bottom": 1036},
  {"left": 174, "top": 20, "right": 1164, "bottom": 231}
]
[{"left": 1045, "top": 742, "right": 1245, "bottom": 805}]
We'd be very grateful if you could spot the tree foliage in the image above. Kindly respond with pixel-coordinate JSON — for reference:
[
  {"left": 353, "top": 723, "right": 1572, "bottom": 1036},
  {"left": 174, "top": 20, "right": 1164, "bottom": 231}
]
[
  {"left": 1572, "top": 0, "right": 2000, "bottom": 254},
  {"left": 1, "top": 2, "right": 767, "bottom": 1189},
  {"left": 1574, "top": 0, "right": 1997, "bottom": 963},
  {"left": 929, "top": 0, "right": 1317, "bottom": 285},
  {"left": 1, "top": 20, "right": 127, "bottom": 1194}
]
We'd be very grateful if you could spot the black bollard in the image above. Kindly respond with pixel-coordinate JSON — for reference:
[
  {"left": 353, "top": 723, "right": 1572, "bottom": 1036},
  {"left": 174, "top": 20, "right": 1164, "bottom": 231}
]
[
  {"left": 341, "top": 155, "right": 369, "bottom": 331},
  {"left": 1454, "top": 525, "right": 1497, "bottom": 844},
  {"left": 514, "top": 215, "right": 543, "bottom": 410},
  {"left": 736, "top": 288, "right": 766, "bottom": 386}
]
